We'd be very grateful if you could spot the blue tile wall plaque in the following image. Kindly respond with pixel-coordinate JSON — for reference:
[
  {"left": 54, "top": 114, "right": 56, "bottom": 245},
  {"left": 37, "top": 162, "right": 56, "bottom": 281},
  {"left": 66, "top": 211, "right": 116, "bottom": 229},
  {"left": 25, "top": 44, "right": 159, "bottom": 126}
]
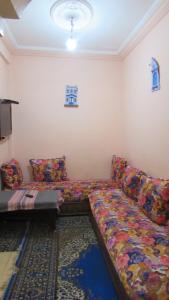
[
  {"left": 151, "top": 57, "right": 160, "bottom": 92},
  {"left": 64, "top": 85, "right": 78, "bottom": 107}
]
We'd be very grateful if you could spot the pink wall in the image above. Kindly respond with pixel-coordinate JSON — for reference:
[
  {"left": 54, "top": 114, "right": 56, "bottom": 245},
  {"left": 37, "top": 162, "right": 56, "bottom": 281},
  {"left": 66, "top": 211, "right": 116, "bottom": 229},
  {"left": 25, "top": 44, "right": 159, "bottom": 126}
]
[
  {"left": 10, "top": 55, "right": 124, "bottom": 180},
  {"left": 0, "top": 55, "right": 13, "bottom": 164},
  {"left": 123, "top": 11, "right": 169, "bottom": 178}
]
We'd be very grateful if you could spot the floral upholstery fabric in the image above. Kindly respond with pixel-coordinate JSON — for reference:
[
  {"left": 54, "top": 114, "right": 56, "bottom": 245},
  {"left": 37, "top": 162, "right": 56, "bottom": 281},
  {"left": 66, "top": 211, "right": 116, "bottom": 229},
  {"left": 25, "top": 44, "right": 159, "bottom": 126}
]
[
  {"left": 29, "top": 157, "right": 67, "bottom": 182},
  {"left": 89, "top": 189, "right": 169, "bottom": 300},
  {"left": 112, "top": 155, "right": 128, "bottom": 187},
  {"left": 122, "top": 165, "right": 146, "bottom": 201},
  {"left": 138, "top": 177, "right": 169, "bottom": 225},
  {"left": 17, "top": 180, "right": 119, "bottom": 203},
  {"left": 18, "top": 181, "right": 62, "bottom": 191},
  {"left": 1, "top": 159, "right": 23, "bottom": 189}
]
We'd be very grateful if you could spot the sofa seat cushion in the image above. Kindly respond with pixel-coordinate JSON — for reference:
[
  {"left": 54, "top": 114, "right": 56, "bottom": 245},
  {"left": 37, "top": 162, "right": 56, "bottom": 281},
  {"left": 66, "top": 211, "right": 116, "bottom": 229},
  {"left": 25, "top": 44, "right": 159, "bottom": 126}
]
[
  {"left": 138, "top": 177, "right": 169, "bottom": 225},
  {"left": 18, "top": 179, "right": 119, "bottom": 202},
  {"left": 19, "top": 181, "right": 61, "bottom": 191},
  {"left": 89, "top": 189, "right": 169, "bottom": 300}
]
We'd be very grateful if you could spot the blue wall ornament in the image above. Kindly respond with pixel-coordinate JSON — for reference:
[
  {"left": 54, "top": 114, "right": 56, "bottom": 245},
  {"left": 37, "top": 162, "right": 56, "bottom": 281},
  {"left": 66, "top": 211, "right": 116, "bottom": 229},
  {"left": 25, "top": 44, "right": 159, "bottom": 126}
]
[
  {"left": 150, "top": 57, "right": 160, "bottom": 92},
  {"left": 64, "top": 85, "right": 78, "bottom": 107}
]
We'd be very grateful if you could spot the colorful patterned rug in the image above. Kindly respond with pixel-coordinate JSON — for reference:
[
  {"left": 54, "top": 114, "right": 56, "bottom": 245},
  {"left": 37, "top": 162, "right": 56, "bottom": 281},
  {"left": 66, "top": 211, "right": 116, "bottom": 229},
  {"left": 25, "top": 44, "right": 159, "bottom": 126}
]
[
  {"left": 3, "top": 217, "right": 118, "bottom": 300},
  {"left": 0, "top": 220, "right": 29, "bottom": 299},
  {"left": 4, "top": 221, "right": 58, "bottom": 300},
  {"left": 0, "top": 220, "right": 28, "bottom": 251},
  {"left": 56, "top": 216, "right": 118, "bottom": 300}
]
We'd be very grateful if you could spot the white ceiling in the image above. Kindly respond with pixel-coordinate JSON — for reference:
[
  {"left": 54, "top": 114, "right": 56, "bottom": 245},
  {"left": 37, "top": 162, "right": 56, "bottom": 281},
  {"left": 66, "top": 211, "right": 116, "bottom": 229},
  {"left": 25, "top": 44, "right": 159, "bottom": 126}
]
[{"left": 2, "top": 0, "right": 167, "bottom": 55}]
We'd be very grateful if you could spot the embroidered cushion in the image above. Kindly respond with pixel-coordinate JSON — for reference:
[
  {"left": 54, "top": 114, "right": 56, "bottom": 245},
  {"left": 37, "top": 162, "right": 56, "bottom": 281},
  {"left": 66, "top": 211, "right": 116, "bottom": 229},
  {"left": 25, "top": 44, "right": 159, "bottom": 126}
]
[
  {"left": 29, "top": 156, "right": 67, "bottom": 182},
  {"left": 138, "top": 177, "right": 169, "bottom": 225},
  {"left": 112, "top": 155, "right": 128, "bottom": 187},
  {"left": 1, "top": 159, "right": 23, "bottom": 189},
  {"left": 122, "top": 165, "right": 146, "bottom": 201}
]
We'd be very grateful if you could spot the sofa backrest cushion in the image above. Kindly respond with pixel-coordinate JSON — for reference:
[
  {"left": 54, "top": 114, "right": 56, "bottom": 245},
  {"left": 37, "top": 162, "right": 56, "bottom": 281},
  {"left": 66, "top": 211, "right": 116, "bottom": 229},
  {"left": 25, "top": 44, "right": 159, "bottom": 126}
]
[
  {"left": 29, "top": 156, "right": 67, "bottom": 182},
  {"left": 138, "top": 177, "right": 169, "bottom": 225},
  {"left": 122, "top": 165, "right": 146, "bottom": 201},
  {"left": 112, "top": 155, "right": 128, "bottom": 186},
  {"left": 1, "top": 159, "right": 23, "bottom": 189}
]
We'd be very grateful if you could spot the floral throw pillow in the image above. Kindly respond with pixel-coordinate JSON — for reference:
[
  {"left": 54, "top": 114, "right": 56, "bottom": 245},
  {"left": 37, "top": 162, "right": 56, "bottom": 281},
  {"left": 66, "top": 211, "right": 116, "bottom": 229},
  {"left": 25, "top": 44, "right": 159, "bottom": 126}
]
[
  {"left": 122, "top": 165, "right": 146, "bottom": 201},
  {"left": 1, "top": 159, "right": 23, "bottom": 189},
  {"left": 138, "top": 177, "right": 169, "bottom": 225},
  {"left": 29, "top": 156, "right": 67, "bottom": 182},
  {"left": 112, "top": 155, "right": 128, "bottom": 187}
]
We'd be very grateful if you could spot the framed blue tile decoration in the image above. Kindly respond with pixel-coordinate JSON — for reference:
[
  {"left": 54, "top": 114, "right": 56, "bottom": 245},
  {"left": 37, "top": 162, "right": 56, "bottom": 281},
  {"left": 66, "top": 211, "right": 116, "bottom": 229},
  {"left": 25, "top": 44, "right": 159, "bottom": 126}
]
[
  {"left": 151, "top": 57, "right": 160, "bottom": 92},
  {"left": 64, "top": 85, "right": 78, "bottom": 107}
]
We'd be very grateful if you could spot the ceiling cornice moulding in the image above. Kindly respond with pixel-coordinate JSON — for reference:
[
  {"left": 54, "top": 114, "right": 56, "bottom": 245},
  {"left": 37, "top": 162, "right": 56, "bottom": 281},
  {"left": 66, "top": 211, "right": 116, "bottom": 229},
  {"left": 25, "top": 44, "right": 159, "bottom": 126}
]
[
  {"left": 10, "top": 47, "right": 120, "bottom": 61},
  {"left": 119, "top": 0, "right": 169, "bottom": 59}
]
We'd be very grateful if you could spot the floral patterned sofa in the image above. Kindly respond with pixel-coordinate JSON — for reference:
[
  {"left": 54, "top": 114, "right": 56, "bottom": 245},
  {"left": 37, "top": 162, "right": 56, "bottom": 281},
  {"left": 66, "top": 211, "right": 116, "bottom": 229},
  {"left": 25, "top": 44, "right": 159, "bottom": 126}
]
[
  {"left": 0, "top": 156, "right": 127, "bottom": 214},
  {"left": 89, "top": 165, "right": 169, "bottom": 300},
  {"left": 1, "top": 156, "right": 169, "bottom": 298}
]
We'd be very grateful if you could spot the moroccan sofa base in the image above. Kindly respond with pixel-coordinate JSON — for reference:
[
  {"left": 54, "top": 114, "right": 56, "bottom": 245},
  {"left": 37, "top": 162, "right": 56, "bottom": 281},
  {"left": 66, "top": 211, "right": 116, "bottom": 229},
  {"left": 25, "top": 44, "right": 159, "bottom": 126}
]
[
  {"left": 59, "top": 198, "right": 90, "bottom": 215},
  {"left": 89, "top": 188, "right": 169, "bottom": 300}
]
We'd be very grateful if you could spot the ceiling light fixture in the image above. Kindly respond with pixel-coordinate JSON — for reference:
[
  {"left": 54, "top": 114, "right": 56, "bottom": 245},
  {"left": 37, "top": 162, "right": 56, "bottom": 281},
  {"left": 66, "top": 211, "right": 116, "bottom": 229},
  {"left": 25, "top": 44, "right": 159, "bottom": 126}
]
[
  {"left": 51, "top": 0, "right": 93, "bottom": 51},
  {"left": 66, "top": 16, "right": 77, "bottom": 51}
]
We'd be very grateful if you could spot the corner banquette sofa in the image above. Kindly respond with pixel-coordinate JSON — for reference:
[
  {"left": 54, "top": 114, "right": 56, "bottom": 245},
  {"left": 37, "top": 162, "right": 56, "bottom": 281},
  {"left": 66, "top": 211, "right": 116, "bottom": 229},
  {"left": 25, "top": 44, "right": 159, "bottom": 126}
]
[
  {"left": 89, "top": 161, "right": 169, "bottom": 300},
  {"left": 1, "top": 156, "right": 169, "bottom": 300},
  {"left": 0, "top": 156, "right": 119, "bottom": 214}
]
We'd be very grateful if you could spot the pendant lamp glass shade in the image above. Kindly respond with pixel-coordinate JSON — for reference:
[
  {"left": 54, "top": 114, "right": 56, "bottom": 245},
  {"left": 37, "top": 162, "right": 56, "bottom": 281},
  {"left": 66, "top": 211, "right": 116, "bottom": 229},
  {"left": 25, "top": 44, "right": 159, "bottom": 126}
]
[{"left": 66, "top": 37, "right": 77, "bottom": 50}]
